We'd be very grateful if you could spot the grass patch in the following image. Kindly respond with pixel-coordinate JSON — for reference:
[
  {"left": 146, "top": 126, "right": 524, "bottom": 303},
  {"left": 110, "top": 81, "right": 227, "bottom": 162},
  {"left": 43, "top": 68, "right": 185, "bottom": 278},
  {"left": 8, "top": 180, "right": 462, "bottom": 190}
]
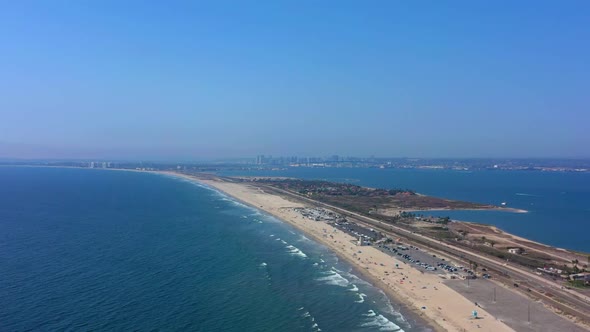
[{"left": 567, "top": 280, "right": 589, "bottom": 289}]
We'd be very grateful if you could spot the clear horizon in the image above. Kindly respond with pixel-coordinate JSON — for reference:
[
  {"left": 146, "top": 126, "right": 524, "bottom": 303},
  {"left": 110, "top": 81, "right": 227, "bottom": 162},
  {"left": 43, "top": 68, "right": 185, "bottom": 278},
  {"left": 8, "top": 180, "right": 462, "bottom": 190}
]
[
  {"left": 2, "top": 155, "right": 590, "bottom": 164},
  {"left": 1, "top": 2, "right": 589, "bottom": 159}
]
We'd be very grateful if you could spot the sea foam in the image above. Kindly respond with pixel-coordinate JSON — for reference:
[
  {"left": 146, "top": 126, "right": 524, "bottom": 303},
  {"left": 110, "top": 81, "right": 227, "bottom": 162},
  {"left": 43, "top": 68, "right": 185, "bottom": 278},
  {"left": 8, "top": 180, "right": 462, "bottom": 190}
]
[
  {"left": 299, "top": 307, "right": 321, "bottom": 331},
  {"left": 355, "top": 293, "right": 367, "bottom": 303},
  {"left": 286, "top": 244, "right": 308, "bottom": 258},
  {"left": 361, "top": 310, "right": 404, "bottom": 331},
  {"left": 316, "top": 268, "right": 350, "bottom": 287}
]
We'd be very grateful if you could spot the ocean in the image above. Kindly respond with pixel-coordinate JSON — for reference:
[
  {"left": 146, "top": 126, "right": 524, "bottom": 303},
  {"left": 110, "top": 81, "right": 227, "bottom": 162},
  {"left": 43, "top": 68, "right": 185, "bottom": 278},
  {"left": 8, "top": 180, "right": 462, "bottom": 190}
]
[
  {"left": 0, "top": 167, "right": 428, "bottom": 331},
  {"left": 219, "top": 167, "right": 590, "bottom": 253}
]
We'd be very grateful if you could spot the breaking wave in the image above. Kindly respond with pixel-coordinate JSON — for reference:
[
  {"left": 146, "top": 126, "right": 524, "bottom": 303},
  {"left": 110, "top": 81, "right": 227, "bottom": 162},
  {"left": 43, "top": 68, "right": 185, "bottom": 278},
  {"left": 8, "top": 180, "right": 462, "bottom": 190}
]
[
  {"left": 299, "top": 307, "right": 321, "bottom": 331},
  {"left": 286, "top": 244, "right": 308, "bottom": 258},
  {"left": 361, "top": 310, "right": 404, "bottom": 331},
  {"left": 316, "top": 268, "right": 350, "bottom": 287},
  {"left": 298, "top": 234, "right": 311, "bottom": 242},
  {"left": 355, "top": 293, "right": 367, "bottom": 303},
  {"left": 377, "top": 289, "right": 407, "bottom": 323}
]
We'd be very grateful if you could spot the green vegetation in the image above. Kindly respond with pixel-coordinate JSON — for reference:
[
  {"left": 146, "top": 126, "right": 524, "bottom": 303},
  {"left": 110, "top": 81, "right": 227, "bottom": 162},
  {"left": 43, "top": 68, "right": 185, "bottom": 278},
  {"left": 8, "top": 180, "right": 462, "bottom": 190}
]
[
  {"left": 255, "top": 178, "right": 493, "bottom": 213},
  {"left": 439, "top": 216, "right": 451, "bottom": 224},
  {"left": 253, "top": 178, "right": 415, "bottom": 197},
  {"left": 400, "top": 211, "right": 416, "bottom": 218},
  {"left": 567, "top": 280, "right": 589, "bottom": 289},
  {"left": 471, "top": 244, "right": 551, "bottom": 269}
]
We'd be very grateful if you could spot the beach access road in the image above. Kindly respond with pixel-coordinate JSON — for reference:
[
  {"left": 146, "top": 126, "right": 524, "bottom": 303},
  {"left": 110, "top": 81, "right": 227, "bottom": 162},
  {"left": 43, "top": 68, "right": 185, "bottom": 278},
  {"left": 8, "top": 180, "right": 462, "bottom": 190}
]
[
  {"left": 191, "top": 175, "right": 514, "bottom": 332},
  {"left": 260, "top": 183, "right": 590, "bottom": 328}
]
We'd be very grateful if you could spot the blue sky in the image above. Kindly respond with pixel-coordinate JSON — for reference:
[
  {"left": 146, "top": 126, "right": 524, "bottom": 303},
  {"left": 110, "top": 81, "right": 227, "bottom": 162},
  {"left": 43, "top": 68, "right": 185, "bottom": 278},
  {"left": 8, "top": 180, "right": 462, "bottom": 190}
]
[{"left": 0, "top": 1, "right": 588, "bottom": 160}]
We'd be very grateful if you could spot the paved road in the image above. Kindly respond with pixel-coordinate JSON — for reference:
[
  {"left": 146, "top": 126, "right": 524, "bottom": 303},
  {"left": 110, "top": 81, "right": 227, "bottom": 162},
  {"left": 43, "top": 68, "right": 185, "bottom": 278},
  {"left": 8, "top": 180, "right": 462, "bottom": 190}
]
[
  {"left": 261, "top": 184, "right": 590, "bottom": 326},
  {"left": 446, "top": 278, "right": 587, "bottom": 332}
]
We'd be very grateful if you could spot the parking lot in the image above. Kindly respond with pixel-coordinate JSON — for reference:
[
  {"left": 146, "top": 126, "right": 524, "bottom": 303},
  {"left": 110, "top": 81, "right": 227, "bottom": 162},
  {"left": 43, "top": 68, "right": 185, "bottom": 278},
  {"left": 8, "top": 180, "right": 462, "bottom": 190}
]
[
  {"left": 376, "top": 243, "right": 487, "bottom": 280},
  {"left": 445, "top": 278, "right": 585, "bottom": 332},
  {"left": 332, "top": 220, "right": 383, "bottom": 244}
]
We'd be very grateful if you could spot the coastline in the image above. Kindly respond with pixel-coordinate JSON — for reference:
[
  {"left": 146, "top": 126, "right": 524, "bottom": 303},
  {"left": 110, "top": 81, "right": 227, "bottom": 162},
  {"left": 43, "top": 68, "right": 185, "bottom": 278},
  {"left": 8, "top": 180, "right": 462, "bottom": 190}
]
[
  {"left": 164, "top": 172, "right": 442, "bottom": 331},
  {"left": 410, "top": 207, "right": 528, "bottom": 214},
  {"left": 7, "top": 166, "right": 587, "bottom": 330},
  {"left": 165, "top": 171, "right": 514, "bottom": 332}
]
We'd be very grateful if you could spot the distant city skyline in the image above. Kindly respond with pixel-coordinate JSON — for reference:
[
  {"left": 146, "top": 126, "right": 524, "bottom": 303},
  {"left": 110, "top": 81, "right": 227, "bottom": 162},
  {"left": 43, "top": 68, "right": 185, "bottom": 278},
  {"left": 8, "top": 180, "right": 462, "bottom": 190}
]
[
  {"left": 1, "top": 2, "right": 589, "bottom": 160},
  {"left": 1, "top": 140, "right": 590, "bottom": 161}
]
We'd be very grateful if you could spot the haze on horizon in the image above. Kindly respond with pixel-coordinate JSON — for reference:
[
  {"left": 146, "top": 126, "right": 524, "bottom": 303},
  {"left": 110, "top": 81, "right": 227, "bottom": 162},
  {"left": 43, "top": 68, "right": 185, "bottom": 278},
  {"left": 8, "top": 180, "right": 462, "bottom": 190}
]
[{"left": 1, "top": 1, "right": 589, "bottom": 161}]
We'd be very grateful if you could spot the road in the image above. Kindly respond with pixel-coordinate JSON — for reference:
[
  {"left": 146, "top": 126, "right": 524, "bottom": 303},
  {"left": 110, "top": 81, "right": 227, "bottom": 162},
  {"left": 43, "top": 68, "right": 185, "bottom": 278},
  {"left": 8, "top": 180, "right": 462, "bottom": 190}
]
[{"left": 260, "top": 183, "right": 590, "bottom": 326}]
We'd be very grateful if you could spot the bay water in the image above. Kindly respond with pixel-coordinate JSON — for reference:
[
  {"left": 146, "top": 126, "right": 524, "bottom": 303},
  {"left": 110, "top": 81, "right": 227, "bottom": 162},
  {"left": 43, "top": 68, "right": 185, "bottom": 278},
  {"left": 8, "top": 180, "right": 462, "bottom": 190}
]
[{"left": 220, "top": 167, "right": 590, "bottom": 252}]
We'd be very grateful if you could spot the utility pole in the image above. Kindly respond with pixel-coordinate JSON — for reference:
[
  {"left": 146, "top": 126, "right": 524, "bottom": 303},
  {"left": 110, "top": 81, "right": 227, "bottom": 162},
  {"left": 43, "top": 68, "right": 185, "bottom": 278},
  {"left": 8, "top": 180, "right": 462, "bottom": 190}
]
[{"left": 493, "top": 287, "right": 496, "bottom": 303}]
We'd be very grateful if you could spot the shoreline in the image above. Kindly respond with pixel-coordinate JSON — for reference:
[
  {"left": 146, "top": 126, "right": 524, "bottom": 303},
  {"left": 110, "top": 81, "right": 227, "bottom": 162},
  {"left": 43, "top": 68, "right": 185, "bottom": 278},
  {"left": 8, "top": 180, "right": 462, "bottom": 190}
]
[
  {"left": 410, "top": 207, "right": 528, "bottom": 214},
  {"left": 162, "top": 172, "right": 443, "bottom": 331},
  {"left": 4, "top": 166, "right": 587, "bottom": 330},
  {"left": 165, "top": 171, "right": 514, "bottom": 332}
]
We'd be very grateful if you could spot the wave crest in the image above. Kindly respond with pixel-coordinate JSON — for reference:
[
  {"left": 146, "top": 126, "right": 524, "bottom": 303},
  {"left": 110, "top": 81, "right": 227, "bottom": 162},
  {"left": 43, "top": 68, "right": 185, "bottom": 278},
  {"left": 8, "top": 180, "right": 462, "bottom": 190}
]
[{"left": 361, "top": 310, "right": 403, "bottom": 331}]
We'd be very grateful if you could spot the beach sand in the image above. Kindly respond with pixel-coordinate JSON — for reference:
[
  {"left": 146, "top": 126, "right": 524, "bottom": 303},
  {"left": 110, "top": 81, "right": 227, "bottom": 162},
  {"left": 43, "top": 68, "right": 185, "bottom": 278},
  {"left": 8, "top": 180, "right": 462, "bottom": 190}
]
[{"left": 173, "top": 173, "right": 514, "bottom": 332}]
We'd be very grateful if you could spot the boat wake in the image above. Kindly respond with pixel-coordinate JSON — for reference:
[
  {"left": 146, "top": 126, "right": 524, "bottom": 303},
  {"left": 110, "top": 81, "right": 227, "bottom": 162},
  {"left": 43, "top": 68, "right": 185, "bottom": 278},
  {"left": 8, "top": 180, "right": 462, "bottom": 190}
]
[{"left": 516, "top": 193, "right": 540, "bottom": 197}]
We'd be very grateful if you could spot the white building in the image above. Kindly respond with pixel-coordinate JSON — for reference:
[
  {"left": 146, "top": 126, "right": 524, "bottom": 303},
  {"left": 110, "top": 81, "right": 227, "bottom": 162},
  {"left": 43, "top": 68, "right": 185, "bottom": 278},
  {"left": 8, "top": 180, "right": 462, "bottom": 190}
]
[{"left": 507, "top": 247, "right": 524, "bottom": 254}]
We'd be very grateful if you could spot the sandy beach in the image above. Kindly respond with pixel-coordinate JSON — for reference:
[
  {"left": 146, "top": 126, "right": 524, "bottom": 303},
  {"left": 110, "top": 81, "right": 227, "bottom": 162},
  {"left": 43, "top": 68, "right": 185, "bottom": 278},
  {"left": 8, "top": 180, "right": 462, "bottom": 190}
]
[{"left": 170, "top": 172, "right": 514, "bottom": 332}]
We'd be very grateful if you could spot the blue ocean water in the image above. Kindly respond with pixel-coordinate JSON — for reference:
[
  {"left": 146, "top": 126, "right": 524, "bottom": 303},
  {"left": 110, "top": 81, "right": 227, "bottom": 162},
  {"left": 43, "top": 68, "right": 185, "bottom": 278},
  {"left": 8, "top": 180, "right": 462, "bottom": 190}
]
[
  {"left": 0, "top": 167, "right": 428, "bottom": 331},
  {"left": 219, "top": 168, "right": 590, "bottom": 252}
]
